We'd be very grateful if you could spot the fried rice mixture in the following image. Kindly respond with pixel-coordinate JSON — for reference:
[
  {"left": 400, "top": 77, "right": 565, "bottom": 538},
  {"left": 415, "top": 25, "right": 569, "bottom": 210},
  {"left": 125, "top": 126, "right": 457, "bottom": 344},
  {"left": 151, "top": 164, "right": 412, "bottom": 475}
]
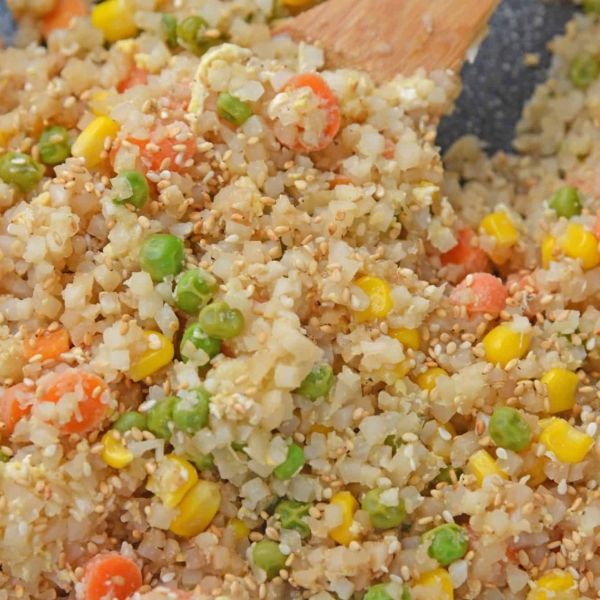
[{"left": 2, "top": 1, "right": 600, "bottom": 599}]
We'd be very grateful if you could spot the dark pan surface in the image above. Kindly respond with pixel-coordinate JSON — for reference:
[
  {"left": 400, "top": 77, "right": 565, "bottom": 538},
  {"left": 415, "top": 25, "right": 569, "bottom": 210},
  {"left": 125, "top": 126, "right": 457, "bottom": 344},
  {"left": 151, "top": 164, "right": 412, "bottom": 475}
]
[{"left": 437, "top": 0, "right": 575, "bottom": 153}]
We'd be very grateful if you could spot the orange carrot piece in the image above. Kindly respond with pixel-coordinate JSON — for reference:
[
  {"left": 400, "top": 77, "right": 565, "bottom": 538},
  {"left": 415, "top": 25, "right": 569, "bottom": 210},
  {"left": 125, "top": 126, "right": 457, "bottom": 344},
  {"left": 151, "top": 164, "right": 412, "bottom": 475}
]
[
  {"left": 117, "top": 66, "right": 149, "bottom": 94},
  {"left": 111, "top": 134, "right": 196, "bottom": 173},
  {"left": 40, "top": 369, "right": 109, "bottom": 434},
  {"left": 284, "top": 73, "right": 341, "bottom": 152},
  {"left": 40, "top": 0, "right": 88, "bottom": 39},
  {"left": 23, "top": 328, "right": 70, "bottom": 362},
  {"left": 79, "top": 554, "right": 142, "bottom": 600},
  {"left": 0, "top": 383, "right": 34, "bottom": 436},
  {"left": 450, "top": 273, "right": 508, "bottom": 315},
  {"left": 440, "top": 227, "right": 490, "bottom": 275}
]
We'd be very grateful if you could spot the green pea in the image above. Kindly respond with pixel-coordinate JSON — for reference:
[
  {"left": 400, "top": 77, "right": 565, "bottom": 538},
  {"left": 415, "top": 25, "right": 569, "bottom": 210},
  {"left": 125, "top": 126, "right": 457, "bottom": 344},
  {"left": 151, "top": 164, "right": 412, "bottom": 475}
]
[
  {"left": 432, "top": 467, "right": 463, "bottom": 487},
  {"left": 274, "top": 499, "right": 311, "bottom": 540},
  {"left": 422, "top": 523, "right": 469, "bottom": 567},
  {"left": 38, "top": 125, "right": 71, "bottom": 166},
  {"left": 216, "top": 93, "right": 253, "bottom": 126},
  {"left": 252, "top": 540, "right": 286, "bottom": 579},
  {"left": 113, "top": 411, "right": 147, "bottom": 433},
  {"left": 198, "top": 301, "right": 245, "bottom": 339},
  {"left": 139, "top": 234, "right": 186, "bottom": 282},
  {"left": 364, "top": 582, "right": 411, "bottom": 600},
  {"left": 295, "top": 364, "right": 335, "bottom": 401},
  {"left": 384, "top": 435, "right": 402, "bottom": 450},
  {"left": 161, "top": 13, "right": 178, "bottom": 48},
  {"left": 174, "top": 269, "right": 218, "bottom": 315},
  {"left": 549, "top": 186, "right": 582, "bottom": 219},
  {"left": 146, "top": 396, "right": 176, "bottom": 439},
  {"left": 362, "top": 488, "right": 406, "bottom": 530},
  {"left": 187, "top": 453, "right": 214, "bottom": 471},
  {"left": 489, "top": 407, "right": 531, "bottom": 452},
  {"left": 0, "top": 450, "right": 9, "bottom": 463},
  {"left": 176, "top": 16, "right": 218, "bottom": 55},
  {"left": 569, "top": 54, "right": 600, "bottom": 89},
  {"left": 0, "top": 152, "right": 44, "bottom": 192},
  {"left": 273, "top": 443, "right": 305, "bottom": 480},
  {"left": 113, "top": 170, "right": 149, "bottom": 210},
  {"left": 584, "top": 0, "right": 600, "bottom": 13},
  {"left": 232, "top": 441, "right": 248, "bottom": 453},
  {"left": 172, "top": 388, "right": 210, "bottom": 433},
  {"left": 180, "top": 322, "right": 221, "bottom": 365}
]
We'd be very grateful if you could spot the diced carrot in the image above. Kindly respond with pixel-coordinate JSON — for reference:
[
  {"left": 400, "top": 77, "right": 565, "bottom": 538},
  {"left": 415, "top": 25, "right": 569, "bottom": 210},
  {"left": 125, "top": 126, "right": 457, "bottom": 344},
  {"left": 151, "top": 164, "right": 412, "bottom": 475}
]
[
  {"left": 79, "top": 554, "right": 142, "bottom": 600},
  {"left": 23, "top": 328, "right": 70, "bottom": 362},
  {"left": 117, "top": 66, "right": 149, "bottom": 94},
  {"left": 40, "top": 0, "right": 88, "bottom": 39},
  {"left": 39, "top": 369, "right": 109, "bottom": 434},
  {"left": 111, "top": 134, "right": 196, "bottom": 173},
  {"left": 283, "top": 73, "right": 341, "bottom": 152},
  {"left": 0, "top": 383, "right": 34, "bottom": 436},
  {"left": 329, "top": 174, "right": 351, "bottom": 189},
  {"left": 593, "top": 210, "right": 600, "bottom": 240},
  {"left": 440, "top": 227, "right": 490, "bottom": 275},
  {"left": 450, "top": 273, "right": 508, "bottom": 315}
]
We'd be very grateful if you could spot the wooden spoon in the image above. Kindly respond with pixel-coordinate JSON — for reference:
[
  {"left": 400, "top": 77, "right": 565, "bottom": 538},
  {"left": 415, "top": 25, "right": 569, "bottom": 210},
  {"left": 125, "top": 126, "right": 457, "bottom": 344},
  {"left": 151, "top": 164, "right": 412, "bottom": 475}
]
[{"left": 275, "top": 0, "right": 500, "bottom": 83}]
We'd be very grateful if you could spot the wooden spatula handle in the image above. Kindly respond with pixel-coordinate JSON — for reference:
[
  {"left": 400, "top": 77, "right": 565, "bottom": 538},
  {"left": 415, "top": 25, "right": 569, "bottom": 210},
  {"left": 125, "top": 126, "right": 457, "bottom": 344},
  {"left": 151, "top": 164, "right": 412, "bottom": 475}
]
[{"left": 276, "top": 0, "right": 500, "bottom": 83}]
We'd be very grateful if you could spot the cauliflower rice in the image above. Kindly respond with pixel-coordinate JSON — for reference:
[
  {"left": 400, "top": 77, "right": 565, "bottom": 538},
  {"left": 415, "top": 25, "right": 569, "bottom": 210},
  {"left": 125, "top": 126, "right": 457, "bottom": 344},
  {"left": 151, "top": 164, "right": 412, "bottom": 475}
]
[{"left": 1, "top": 1, "right": 600, "bottom": 599}]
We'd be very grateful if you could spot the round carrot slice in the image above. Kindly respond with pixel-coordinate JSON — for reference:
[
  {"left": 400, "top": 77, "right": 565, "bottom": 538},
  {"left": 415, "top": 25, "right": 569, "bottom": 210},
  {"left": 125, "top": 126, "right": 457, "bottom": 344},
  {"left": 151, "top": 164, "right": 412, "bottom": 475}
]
[
  {"left": 278, "top": 73, "right": 341, "bottom": 152},
  {"left": 39, "top": 369, "right": 109, "bottom": 434},
  {"left": 79, "top": 554, "right": 142, "bottom": 600},
  {"left": 0, "top": 383, "right": 34, "bottom": 436},
  {"left": 450, "top": 273, "right": 508, "bottom": 315}
]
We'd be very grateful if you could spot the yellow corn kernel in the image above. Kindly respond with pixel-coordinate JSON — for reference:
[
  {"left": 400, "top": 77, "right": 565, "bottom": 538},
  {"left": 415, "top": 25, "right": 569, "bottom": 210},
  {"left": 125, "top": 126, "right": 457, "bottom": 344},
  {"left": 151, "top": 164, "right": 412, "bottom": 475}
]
[
  {"left": 541, "top": 236, "right": 557, "bottom": 269},
  {"left": 329, "top": 491, "right": 359, "bottom": 546},
  {"left": 90, "top": 90, "right": 110, "bottom": 117},
  {"left": 527, "top": 570, "right": 579, "bottom": 600},
  {"left": 559, "top": 222, "right": 600, "bottom": 270},
  {"left": 525, "top": 457, "right": 548, "bottom": 487},
  {"left": 170, "top": 479, "right": 221, "bottom": 537},
  {"left": 415, "top": 568, "right": 454, "bottom": 600},
  {"left": 229, "top": 517, "right": 251, "bottom": 540},
  {"left": 71, "top": 116, "right": 120, "bottom": 168},
  {"left": 354, "top": 276, "right": 393, "bottom": 322},
  {"left": 91, "top": 0, "right": 138, "bottom": 42},
  {"left": 100, "top": 431, "right": 133, "bottom": 469},
  {"left": 389, "top": 328, "right": 420, "bottom": 351},
  {"left": 479, "top": 212, "right": 519, "bottom": 264},
  {"left": 469, "top": 449, "right": 508, "bottom": 485},
  {"left": 415, "top": 367, "right": 448, "bottom": 392},
  {"left": 483, "top": 324, "right": 531, "bottom": 368},
  {"left": 541, "top": 368, "right": 579, "bottom": 414},
  {"left": 540, "top": 418, "right": 593, "bottom": 464},
  {"left": 147, "top": 455, "right": 198, "bottom": 509},
  {"left": 129, "top": 331, "right": 174, "bottom": 382}
]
